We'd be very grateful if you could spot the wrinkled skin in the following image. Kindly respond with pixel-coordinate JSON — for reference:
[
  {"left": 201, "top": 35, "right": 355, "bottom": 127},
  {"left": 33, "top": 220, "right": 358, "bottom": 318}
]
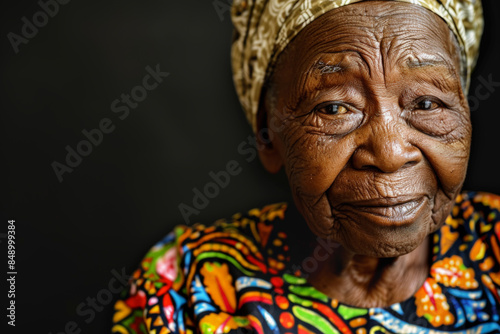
[{"left": 257, "top": 1, "right": 471, "bottom": 307}]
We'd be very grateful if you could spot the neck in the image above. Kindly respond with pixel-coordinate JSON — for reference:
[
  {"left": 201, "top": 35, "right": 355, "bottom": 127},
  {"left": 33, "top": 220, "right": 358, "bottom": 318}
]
[{"left": 307, "top": 236, "right": 431, "bottom": 308}]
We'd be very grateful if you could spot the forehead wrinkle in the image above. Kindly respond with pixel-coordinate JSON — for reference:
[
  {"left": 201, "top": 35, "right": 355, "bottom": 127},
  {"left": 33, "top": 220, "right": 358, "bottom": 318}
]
[
  {"left": 289, "top": 10, "right": 386, "bottom": 87},
  {"left": 380, "top": 39, "right": 460, "bottom": 94},
  {"left": 274, "top": 1, "right": 463, "bottom": 112},
  {"left": 377, "top": 29, "right": 459, "bottom": 83},
  {"left": 377, "top": 9, "right": 461, "bottom": 73},
  {"left": 374, "top": 4, "right": 460, "bottom": 76}
]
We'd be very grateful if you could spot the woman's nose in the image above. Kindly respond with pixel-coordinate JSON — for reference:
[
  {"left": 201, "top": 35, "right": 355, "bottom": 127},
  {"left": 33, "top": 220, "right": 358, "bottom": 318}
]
[{"left": 351, "top": 119, "right": 422, "bottom": 173}]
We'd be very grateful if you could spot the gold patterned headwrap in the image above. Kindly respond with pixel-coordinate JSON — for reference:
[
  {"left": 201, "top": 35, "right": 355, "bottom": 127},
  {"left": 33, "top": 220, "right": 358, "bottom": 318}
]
[{"left": 231, "top": 0, "right": 483, "bottom": 132}]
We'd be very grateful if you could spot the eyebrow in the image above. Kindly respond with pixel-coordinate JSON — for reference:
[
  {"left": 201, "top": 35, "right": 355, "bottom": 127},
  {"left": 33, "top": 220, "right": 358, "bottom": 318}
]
[
  {"left": 298, "top": 53, "right": 458, "bottom": 101},
  {"left": 291, "top": 58, "right": 354, "bottom": 109},
  {"left": 315, "top": 61, "right": 345, "bottom": 74},
  {"left": 405, "top": 57, "right": 454, "bottom": 71}
]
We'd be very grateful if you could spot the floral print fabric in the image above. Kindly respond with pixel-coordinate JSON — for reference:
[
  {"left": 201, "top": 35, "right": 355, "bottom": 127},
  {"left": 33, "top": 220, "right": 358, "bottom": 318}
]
[{"left": 112, "top": 191, "right": 500, "bottom": 333}]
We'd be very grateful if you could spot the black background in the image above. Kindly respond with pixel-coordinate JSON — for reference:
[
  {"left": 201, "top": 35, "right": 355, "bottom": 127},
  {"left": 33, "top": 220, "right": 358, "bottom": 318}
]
[{"left": 2, "top": 0, "right": 499, "bottom": 332}]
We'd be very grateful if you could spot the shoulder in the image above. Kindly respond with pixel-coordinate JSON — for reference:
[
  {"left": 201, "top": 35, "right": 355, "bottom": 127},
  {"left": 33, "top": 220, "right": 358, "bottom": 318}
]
[
  {"left": 433, "top": 191, "right": 500, "bottom": 291},
  {"left": 438, "top": 191, "right": 500, "bottom": 257},
  {"left": 112, "top": 202, "right": 289, "bottom": 334},
  {"left": 445, "top": 191, "right": 500, "bottom": 240},
  {"left": 174, "top": 201, "right": 290, "bottom": 279},
  {"left": 454, "top": 191, "right": 500, "bottom": 219}
]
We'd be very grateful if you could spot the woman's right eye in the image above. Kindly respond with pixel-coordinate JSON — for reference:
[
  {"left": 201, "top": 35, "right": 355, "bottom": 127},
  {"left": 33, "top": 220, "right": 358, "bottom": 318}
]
[
  {"left": 315, "top": 103, "right": 349, "bottom": 115},
  {"left": 304, "top": 101, "right": 363, "bottom": 136}
]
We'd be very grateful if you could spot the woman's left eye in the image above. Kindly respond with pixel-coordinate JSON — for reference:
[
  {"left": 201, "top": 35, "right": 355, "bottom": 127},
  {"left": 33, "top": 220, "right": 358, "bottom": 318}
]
[{"left": 415, "top": 98, "right": 440, "bottom": 111}]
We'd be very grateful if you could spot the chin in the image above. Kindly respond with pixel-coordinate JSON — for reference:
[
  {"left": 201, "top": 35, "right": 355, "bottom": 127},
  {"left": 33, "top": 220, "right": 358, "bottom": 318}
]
[
  {"left": 347, "top": 231, "right": 427, "bottom": 258},
  {"left": 309, "top": 201, "right": 435, "bottom": 258},
  {"left": 320, "top": 195, "right": 435, "bottom": 256},
  {"left": 335, "top": 213, "right": 433, "bottom": 258}
]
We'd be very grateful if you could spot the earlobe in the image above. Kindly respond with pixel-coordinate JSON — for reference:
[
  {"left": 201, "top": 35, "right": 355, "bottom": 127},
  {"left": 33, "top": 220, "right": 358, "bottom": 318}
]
[
  {"left": 257, "top": 131, "right": 283, "bottom": 174},
  {"left": 256, "top": 104, "right": 283, "bottom": 174}
]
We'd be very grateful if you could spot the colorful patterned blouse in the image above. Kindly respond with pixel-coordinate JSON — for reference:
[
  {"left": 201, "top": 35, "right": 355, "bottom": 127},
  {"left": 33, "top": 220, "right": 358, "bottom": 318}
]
[{"left": 112, "top": 192, "right": 500, "bottom": 334}]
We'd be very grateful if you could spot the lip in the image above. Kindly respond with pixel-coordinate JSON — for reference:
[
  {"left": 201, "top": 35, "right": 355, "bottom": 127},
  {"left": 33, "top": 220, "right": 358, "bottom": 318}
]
[{"left": 340, "top": 196, "right": 427, "bottom": 227}]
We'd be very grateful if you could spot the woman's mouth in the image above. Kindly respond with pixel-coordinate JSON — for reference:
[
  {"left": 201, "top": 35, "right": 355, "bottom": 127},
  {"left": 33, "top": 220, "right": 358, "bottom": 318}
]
[{"left": 338, "top": 196, "right": 428, "bottom": 227}]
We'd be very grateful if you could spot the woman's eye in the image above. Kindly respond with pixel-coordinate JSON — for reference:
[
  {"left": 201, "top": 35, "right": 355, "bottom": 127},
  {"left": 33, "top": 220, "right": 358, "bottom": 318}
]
[
  {"left": 415, "top": 98, "right": 440, "bottom": 111},
  {"left": 316, "top": 103, "right": 349, "bottom": 115}
]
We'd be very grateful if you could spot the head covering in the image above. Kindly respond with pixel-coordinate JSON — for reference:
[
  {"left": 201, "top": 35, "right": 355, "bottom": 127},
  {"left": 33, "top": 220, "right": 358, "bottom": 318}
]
[{"left": 231, "top": 0, "right": 483, "bottom": 132}]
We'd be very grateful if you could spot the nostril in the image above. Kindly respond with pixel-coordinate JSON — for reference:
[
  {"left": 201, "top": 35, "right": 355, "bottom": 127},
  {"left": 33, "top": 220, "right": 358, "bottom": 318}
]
[
  {"left": 404, "top": 160, "right": 419, "bottom": 167},
  {"left": 360, "top": 164, "right": 384, "bottom": 173},
  {"left": 351, "top": 145, "right": 422, "bottom": 173}
]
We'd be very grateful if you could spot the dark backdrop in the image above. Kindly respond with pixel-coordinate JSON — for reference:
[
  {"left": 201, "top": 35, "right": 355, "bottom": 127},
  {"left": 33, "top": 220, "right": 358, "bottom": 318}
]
[{"left": 2, "top": 0, "right": 499, "bottom": 332}]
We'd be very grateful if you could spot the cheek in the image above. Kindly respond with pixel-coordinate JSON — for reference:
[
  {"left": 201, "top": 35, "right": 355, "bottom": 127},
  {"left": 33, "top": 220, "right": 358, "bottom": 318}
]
[
  {"left": 278, "top": 126, "right": 356, "bottom": 237},
  {"left": 280, "top": 127, "right": 354, "bottom": 198},
  {"left": 412, "top": 118, "right": 471, "bottom": 228},
  {"left": 416, "top": 122, "right": 471, "bottom": 195}
]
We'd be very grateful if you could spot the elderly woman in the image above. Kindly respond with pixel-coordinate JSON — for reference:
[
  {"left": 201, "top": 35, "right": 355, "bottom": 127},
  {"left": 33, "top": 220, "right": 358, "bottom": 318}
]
[{"left": 112, "top": 0, "right": 500, "bottom": 333}]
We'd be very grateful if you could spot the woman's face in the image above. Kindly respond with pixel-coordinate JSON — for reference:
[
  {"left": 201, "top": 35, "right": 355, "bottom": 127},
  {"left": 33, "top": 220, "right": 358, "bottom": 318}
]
[{"left": 260, "top": 1, "right": 471, "bottom": 257}]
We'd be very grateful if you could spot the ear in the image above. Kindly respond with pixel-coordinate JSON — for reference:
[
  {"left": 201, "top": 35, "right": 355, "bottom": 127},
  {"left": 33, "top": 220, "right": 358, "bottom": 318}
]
[{"left": 256, "top": 94, "right": 284, "bottom": 174}]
